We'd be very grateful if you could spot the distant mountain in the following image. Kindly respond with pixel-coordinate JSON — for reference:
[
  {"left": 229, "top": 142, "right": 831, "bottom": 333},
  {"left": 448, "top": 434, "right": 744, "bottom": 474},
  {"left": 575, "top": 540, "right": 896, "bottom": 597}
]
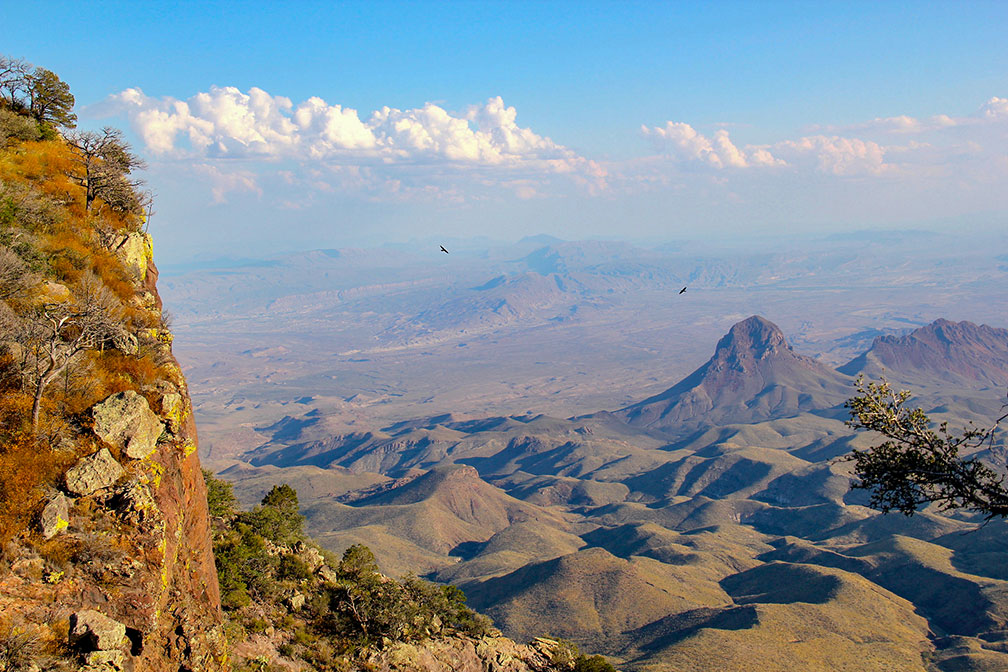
[
  {"left": 839, "top": 318, "right": 1008, "bottom": 388},
  {"left": 615, "top": 316, "right": 850, "bottom": 432}
]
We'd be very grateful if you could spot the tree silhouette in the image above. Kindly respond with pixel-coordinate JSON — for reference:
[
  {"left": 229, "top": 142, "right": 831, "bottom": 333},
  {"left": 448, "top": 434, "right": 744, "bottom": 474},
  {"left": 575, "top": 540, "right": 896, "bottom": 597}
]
[{"left": 845, "top": 375, "right": 1008, "bottom": 520}]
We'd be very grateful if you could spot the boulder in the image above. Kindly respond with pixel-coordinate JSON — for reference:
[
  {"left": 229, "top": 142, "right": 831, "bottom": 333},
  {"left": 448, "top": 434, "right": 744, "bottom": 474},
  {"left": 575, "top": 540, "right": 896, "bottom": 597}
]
[
  {"left": 39, "top": 492, "right": 71, "bottom": 538},
  {"left": 65, "top": 448, "right": 124, "bottom": 497},
  {"left": 40, "top": 281, "right": 71, "bottom": 302},
  {"left": 92, "top": 391, "right": 164, "bottom": 460},
  {"left": 113, "top": 232, "right": 152, "bottom": 281},
  {"left": 286, "top": 590, "right": 305, "bottom": 610},
  {"left": 293, "top": 541, "right": 326, "bottom": 572},
  {"left": 70, "top": 609, "right": 127, "bottom": 651}
]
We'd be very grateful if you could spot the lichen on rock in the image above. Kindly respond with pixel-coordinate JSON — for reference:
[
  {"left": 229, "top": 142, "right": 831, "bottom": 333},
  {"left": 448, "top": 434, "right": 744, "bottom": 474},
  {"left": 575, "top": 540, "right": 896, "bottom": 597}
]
[
  {"left": 70, "top": 609, "right": 127, "bottom": 652},
  {"left": 92, "top": 390, "right": 165, "bottom": 460},
  {"left": 65, "top": 448, "right": 125, "bottom": 497},
  {"left": 38, "top": 491, "right": 71, "bottom": 538}
]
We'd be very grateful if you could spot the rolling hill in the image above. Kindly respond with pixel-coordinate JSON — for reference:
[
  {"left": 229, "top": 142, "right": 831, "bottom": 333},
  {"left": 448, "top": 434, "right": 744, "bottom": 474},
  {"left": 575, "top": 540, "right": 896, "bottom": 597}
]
[{"left": 214, "top": 314, "right": 1008, "bottom": 670}]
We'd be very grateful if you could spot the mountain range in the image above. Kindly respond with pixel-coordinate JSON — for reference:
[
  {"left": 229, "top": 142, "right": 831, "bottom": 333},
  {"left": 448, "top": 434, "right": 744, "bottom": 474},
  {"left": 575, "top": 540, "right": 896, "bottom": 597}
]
[{"left": 215, "top": 314, "right": 1008, "bottom": 671}]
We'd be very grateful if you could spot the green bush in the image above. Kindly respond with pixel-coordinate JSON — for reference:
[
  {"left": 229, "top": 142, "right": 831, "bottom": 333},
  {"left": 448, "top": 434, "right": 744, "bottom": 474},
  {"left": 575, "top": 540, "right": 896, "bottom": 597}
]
[
  {"left": 203, "top": 469, "right": 238, "bottom": 518},
  {"left": 213, "top": 523, "right": 278, "bottom": 609},
  {"left": 575, "top": 654, "right": 618, "bottom": 672},
  {"left": 240, "top": 484, "right": 305, "bottom": 546},
  {"left": 0, "top": 108, "right": 41, "bottom": 147}
]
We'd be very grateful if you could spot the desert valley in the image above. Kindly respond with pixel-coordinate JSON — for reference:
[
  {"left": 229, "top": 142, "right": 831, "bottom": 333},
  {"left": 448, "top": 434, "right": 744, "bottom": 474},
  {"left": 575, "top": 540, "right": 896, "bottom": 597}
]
[{"left": 166, "top": 233, "right": 1008, "bottom": 670}]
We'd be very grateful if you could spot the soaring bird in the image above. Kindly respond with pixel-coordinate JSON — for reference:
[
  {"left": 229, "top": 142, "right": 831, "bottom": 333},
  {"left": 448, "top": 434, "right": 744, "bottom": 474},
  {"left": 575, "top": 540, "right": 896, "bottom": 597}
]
[
  {"left": 679, "top": 286, "right": 687, "bottom": 294},
  {"left": 440, "top": 245, "right": 449, "bottom": 254}
]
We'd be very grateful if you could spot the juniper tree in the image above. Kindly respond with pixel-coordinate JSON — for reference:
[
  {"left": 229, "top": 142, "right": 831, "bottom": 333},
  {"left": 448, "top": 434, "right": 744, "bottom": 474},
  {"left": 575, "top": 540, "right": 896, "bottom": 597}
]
[{"left": 845, "top": 375, "right": 1008, "bottom": 520}]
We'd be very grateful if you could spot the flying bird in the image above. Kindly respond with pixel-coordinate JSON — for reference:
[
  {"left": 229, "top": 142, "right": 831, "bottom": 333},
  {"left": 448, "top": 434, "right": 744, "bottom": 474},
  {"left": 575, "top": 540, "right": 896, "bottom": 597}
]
[
  {"left": 440, "top": 245, "right": 449, "bottom": 254},
  {"left": 679, "top": 286, "right": 687, "bottom": 294}
]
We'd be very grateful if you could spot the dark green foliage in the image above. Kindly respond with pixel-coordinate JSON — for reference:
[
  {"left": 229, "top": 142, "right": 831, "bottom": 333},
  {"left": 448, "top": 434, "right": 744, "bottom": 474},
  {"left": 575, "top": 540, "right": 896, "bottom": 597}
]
[
  {"left": 238, "top": 484, "right": 305, "bottom": 546},
  {"left": 202, "top": 469, "right": 238, "bottom": 518},
  {"left": 27, "top": 68, "right": 75, "bottom": 130},
  {"left": 207, "top": 481, "right": 497, "bottom": 668},
  {"left": 846, "top": 376, "right": 1008, "bottom": 519},
  {"left": 213, "top": 521, "right": 277, "bottom": 609},
  {"left": 549, "top": 639, "right": 618, "bottom": 672},
  {"left": 575, "top": 654, "right": 618, "bottom": 672},
  {"left": 314, "top": 545, "right": 492, "bottom": 647},
  {"left": 262, "top": 483, "right": 298, "bottom": 510},
  {"left": 277, "top": 553, "right": 312, "bottom": 582}
]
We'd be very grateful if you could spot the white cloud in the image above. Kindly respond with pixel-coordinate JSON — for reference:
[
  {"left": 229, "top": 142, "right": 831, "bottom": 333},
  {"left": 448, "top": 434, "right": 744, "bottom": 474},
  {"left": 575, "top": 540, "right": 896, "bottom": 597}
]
[
  {"left": 980, "top": 96, "right": 1008, "bottom": 120},
  {"left": 642, "top": 122, "right": 784, "bottom": 168},
  {"left": 103, "top": 88, "right": 598, "bottom": 180},
  {"left": 774, "top": 135, "right": 890, "bottom": 175}
]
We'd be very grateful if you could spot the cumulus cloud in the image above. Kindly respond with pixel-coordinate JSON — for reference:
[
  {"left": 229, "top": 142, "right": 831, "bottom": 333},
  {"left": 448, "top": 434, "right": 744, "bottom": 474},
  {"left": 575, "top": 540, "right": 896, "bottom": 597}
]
[
  {"left": 980, "top": 96, "right": 1008, "bottom": 120},
  {"left": 103, "top": 87, "right": 600, "bottom": 180},
  {"left": 642, "top": 122, "right": 784, "bottom": 168},
  {"left": 774, "top": 135, "right": 890, "bottom": 175}
]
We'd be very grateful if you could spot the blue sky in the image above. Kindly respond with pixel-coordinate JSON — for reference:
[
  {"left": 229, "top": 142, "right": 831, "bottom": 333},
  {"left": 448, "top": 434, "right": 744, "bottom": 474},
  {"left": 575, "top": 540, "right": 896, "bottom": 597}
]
[{"left": 4, "top": 1, "right": 1008, "bottom": 263}]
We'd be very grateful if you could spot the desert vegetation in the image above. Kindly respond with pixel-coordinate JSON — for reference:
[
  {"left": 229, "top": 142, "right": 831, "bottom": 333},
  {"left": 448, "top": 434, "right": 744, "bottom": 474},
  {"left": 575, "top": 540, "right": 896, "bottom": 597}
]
[
  {"left": 845, "top": 375, "right": 1008, "bottom": 519},
  {"left": 203, "top": 471, "right": 511, "bottom": 669},
  {"left": 0, "top": 55, "right": 168, "bottom": 548}
]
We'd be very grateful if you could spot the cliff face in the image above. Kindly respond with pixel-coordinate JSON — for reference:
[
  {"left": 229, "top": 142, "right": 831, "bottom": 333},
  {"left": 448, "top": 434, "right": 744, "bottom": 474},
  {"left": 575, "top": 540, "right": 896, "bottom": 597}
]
[
  {"left": 135, "top": 245, "right": 229, "bottom": 670},
  {"left": 0, "top": 233, "right": 228, "bottom": 671}
]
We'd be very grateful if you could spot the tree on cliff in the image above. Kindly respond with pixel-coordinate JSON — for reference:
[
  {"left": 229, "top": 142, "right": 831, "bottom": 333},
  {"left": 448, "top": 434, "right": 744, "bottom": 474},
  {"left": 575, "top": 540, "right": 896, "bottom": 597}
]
[
  {"left": 27, "top": 68, "right": 76, "bottom": 129},
  {"left": 0, "top": 55, "right": 31, "bottom": 110},
  {"left": 845, "top": 376, "right": 1008, "bottom": 520},
  {"left": 4, "top": 273, "right": 124, "bottom": 430},
  {"left": 0, "top": 57, "right": 75, "bottom": 130},
  {"left": 66, "top": 127, "right": 146, "bottom": 216}
]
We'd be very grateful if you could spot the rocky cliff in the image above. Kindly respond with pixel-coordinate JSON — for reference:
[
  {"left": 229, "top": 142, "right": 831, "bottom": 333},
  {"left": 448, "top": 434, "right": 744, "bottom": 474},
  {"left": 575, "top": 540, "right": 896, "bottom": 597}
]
[{"left": 0, "top": 128, "right": 228, "bottom": 671}]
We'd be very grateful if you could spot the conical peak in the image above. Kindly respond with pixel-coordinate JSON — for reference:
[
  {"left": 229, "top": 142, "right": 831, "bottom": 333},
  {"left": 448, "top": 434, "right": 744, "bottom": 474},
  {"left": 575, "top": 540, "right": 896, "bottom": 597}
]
[{"left": 714, "top": 316, "right": 790, "bottom": 363}]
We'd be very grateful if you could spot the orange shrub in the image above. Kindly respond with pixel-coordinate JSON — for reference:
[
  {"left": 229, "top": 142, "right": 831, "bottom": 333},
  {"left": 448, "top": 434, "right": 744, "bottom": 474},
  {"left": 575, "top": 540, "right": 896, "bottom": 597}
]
[{"left": 0, "top": 393, "right": 73, "bottom": 546}]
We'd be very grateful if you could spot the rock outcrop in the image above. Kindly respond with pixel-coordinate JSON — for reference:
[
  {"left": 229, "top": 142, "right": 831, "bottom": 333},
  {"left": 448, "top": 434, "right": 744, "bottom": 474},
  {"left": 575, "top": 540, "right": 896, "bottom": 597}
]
[
  {"left": 368, "top": 634, "right": 561, "bottom": 671},
  {"left": 0, "top": 247, "right": 228, "bottom": 671},
  {"left": 91, "top": 390, "right": 165, "bottom": 460}
]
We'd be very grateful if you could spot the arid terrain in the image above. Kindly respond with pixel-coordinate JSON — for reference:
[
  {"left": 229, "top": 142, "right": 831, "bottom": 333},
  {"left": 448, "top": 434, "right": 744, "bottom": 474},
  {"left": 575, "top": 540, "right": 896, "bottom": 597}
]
[{"left": 164, "top": 232, "right": 1008, "bottom": 670}]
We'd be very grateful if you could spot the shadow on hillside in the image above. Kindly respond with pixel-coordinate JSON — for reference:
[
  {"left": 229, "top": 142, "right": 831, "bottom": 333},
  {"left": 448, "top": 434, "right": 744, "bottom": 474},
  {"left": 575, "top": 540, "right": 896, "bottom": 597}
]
[{"left": 627, "top": 605, "right": 760, "bottom": 653}]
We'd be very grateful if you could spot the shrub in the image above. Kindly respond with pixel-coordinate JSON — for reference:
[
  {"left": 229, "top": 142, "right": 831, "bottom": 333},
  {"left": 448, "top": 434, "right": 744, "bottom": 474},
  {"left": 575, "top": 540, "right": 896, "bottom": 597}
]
[
  {"left": 240, "top": 484, "right": 305, "bottom": 546},
  {"left": 0, "top": 108, "right": 42, "bottom": 147},
  {"left": 214, "top": 524, "right": 277, "bottom": 609},
  {"left": 0, "top": 624, "right": 43, "bottom": 672},
  {"left": 575, "top": 654, "right": 618, "bottom": 672},
  {"left": 203, "top": 469, "right": 238, "bottom": 518},
  {"left": 0, "top": 392, "right": 73, "bottom": 545}
]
